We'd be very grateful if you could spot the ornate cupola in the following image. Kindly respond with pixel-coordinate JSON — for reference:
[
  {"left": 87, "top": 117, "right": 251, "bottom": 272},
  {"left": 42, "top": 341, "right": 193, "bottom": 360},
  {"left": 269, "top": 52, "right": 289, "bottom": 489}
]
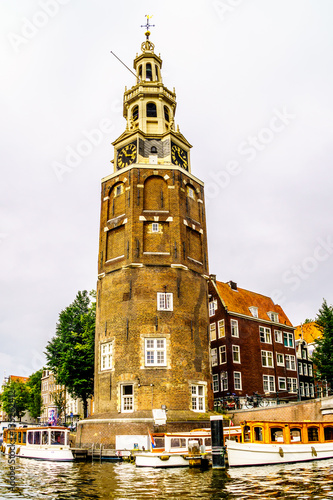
[{"left": 113, "top": 21, "right": 192, "bottom": 172}]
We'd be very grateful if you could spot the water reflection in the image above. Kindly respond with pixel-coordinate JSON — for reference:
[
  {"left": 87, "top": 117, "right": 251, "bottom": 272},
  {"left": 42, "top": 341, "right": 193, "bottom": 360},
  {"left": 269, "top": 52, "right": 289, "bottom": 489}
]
[{"left": 1, "top": 455, "right": 333, "bottom": 499}]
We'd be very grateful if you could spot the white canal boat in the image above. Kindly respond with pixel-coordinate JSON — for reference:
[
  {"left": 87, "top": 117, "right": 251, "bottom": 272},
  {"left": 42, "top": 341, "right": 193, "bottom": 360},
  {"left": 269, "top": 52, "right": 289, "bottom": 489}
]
[
  {"left": 135, "top": 426, "right": 241, "bottom": 468},
  {"left": 1, "top": 426, "right": 74, "bottom": 462},
  {"left": 226, "top": 420, "right": 333, "bottom": 467}
]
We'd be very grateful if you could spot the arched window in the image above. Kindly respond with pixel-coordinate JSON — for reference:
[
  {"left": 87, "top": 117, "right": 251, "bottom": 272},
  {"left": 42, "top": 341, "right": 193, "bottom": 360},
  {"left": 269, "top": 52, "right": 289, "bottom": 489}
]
[
  {"left": 151, "top": 146, "right": 157, "bottom": 154},
  {"left": 164, "top": 106, "right": 170, "bottom": 122},
  {"left": 155, "top": 65, "right": 159, "bottom": 81},
  {"left": 138, "top": 65, "right": 142, "bottom": 80},
  {"left": 146, "top": 63, "right": 152, "bottom": 81},
  {"left": 147, "top": 102, "right": 157, "bottom": 118},
  {"left": 132, "top": 106, "right": 139, "bottom": 121}
]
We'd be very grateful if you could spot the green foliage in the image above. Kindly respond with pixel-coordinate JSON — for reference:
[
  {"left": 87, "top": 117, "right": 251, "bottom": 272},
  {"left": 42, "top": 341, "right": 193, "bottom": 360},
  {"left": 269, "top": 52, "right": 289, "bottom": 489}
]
[
  {"left": 51, "top": 388, "right": 67, "bottom": 422},
  {"left": 0, "top": 380, "right": 29, "bottom": 421},
  {"left": 312, "top": 300, "right": 333, "bottom": 386},
  {"left": 45, "top": 290, "right": 95, "bottom": 417},
  {"left": 303, "top": 318, "right": 314, "bottom": 324},
  {"left": 26, "top": 369, "right": 43, "bottom": 420}
]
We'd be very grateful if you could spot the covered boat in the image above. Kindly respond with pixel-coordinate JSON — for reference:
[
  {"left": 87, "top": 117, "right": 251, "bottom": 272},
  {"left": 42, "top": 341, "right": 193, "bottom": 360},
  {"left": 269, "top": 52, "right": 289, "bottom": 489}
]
[{"left": 226, "top": 420, "right": 333, "bottom": 467}]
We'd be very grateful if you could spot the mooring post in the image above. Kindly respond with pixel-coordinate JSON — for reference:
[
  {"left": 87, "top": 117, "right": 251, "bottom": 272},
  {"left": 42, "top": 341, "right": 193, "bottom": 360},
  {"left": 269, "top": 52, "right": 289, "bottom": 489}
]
[{"left": 210, "top": 415, "right": 226, "bottom": 469}]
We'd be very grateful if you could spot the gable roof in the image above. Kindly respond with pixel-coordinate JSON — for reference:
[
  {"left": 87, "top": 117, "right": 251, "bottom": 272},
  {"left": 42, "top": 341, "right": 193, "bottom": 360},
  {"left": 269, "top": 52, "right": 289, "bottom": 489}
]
[
  {"left": 294, "top": 322, "right": 322, "bottom": 344},
  {"left": 213, "top": 281, "right": 293, "bottom": 327}
]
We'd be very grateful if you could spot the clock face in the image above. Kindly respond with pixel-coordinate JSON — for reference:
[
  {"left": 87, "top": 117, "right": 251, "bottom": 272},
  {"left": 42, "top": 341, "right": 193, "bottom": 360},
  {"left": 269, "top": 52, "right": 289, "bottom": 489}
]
[
  {"left": 171, "top": 142, "right": 188, "bottom": 170},
  {"left": 117, "top": 142, "right": 137, "bottom": 169}
]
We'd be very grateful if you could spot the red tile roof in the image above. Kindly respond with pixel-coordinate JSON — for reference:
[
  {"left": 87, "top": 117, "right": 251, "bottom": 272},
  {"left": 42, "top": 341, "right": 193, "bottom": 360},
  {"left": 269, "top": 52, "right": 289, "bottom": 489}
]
[
  {"left": 295, "top": 322, "right": 322, "bottom": 343},
  {"left": 8, "top": 375, "right": 29, "bottom": 384},
  {"left": 214, "top": 281, "right": 293, "bottom": 327}
]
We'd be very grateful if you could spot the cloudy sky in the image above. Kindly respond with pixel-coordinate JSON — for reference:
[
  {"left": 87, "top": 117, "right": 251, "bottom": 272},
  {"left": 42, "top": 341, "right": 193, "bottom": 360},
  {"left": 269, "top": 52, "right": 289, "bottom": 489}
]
[{"left": 1, "top": 0, "right": 333, "bottom": 379}]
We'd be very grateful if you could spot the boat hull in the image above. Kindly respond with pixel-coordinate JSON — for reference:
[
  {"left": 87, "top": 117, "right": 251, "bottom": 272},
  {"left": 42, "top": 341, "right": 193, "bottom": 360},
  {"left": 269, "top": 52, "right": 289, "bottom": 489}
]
[
  {"left": 136, "top": 452, "right": 190, "bottom": 468},
  {"left": 2, "top": 443, "right": 74, "bottom": 462},
  {"left": 226, "top": 440, "right": 333, "bottom": 467}
]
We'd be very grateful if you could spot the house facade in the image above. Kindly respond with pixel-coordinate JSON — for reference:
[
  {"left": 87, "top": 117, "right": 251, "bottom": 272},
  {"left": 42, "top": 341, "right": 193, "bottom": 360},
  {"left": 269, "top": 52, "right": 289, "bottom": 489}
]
[
  {"left": 209, "top": 278, "right": 297, "bottom": 405},
  {"left": 295, "top": 339, "right": 315, "bottom": 399}
]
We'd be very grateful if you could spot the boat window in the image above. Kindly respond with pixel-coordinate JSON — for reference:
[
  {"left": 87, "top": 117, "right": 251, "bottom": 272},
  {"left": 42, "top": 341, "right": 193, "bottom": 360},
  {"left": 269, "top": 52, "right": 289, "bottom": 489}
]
[
  {"left": 170, "top": 438, "right": 186, "bottom": 448},
  {"left": 308, "top": 427, "right": 319, "bottom": 442},
  {"left": 290, "top": 428, "right": 302, "bottom": 442},
  {"left": 42, "top": 431, "right": 49, "bottom": 445},
  {"left": 254, "top": 427, "right": 263, "bottom": 442},
  {"left": 22, "top": 432, "right": 26, "bottom": 444},
  {"left": 324, "top": 427, "right": 333, "bottom": 441},
  {"left": 154, "top": 437, "right": 164, "bottom": 448},
  {"left": 243, "top": 425, "right": 251, "bottom": 442},
  {"left": 205, "top": 437, "right": 211, "bottom": 447},
  {"left": 270, "top": 427, "right": 284, "bottom": 443},
  {"left": 28, "top": 432, "right": 33, "bottom": 445},
  {"left": 33, "top": 431, "right": 41, "bottom": 445},
  {"left": 17, "top": 432, "right": 21, "bottom": 443},
  {"left": 51, "top": 431, "right": 65, "bottom": 445}
]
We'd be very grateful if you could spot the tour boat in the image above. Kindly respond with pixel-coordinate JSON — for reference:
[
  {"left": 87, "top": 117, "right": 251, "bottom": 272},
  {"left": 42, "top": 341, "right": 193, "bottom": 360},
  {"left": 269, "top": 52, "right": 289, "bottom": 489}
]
[
  {"left": 226, "top": 420, "right": 333, "bottom": 467},
  {"left": 135, "top": 426, "right": 241, "bottom": 468},
  {"left": 1, "top": 425, "right": 74, "bottom": 462}
]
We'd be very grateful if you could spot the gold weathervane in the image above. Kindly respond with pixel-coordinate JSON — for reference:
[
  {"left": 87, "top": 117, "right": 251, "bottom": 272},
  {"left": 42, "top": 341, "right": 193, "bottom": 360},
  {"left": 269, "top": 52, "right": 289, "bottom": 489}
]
[{"left": 141, "top": 14, "right": 155, "bottom": 40}]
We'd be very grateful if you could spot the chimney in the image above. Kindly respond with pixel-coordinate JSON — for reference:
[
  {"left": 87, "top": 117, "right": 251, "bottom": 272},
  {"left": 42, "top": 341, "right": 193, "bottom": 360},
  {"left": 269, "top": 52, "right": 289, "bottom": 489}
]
[{"left": 228, "top": 281, "right": 237, "bottom": 291}]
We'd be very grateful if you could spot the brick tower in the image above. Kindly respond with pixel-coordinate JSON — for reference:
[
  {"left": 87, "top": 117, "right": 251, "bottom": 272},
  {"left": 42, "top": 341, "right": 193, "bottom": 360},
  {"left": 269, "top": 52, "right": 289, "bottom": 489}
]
[{"left": 83, "top": 26, "right": 213, "bottom": 445}]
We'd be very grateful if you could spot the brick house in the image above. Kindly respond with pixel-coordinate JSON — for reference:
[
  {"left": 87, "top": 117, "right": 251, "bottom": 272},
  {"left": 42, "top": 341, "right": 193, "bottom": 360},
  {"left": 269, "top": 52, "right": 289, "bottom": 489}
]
[{"left": 208, "top": 278, "right": 297, "bottom": 406}]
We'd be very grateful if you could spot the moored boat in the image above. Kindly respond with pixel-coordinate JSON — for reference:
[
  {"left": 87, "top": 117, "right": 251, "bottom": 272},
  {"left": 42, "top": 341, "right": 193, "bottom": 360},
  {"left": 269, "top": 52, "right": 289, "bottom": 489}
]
[
  {"left": 1, "top": 425, "right": 74, "bottom": 462},
  {"left": 226, "top": 420, "right": 333, "bottom": 467},
  {"left": 135, "top": 426, "right": 241, "bottom": 468}
]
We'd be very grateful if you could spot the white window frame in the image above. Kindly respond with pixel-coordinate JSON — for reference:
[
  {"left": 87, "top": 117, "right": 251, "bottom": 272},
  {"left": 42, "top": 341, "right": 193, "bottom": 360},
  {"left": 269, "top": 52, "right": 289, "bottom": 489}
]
[
  {"left": 263, "top": 374, "right": 275, "bottom": 393},
  {"left": 234, "top": 371, "right": 242, "bottom": 390},
  {"left": 310, "top": 383, "right": 314, "bottom": 397},
  {"left": 212, "top": 374, "right": 219, "bottom": 393},
  {"left": 157, "top": 292, "right": 173, "bottom": 311},
  {"left": 211, "top": 348, "right": 218, "bottom": 367},
  {"left": 268, "top": 311, "right": 279, "bottom": 322},
  {"left": 221, "top": 371, "right": 228, "bottom": 391},
  {"left": 219, "top": 345, "right": 227, "bottom": 364},
  {"left": 218, "top": 319, "right": 225, "bottom": 338},
  {"left": 276, "top": 353, "right": 284, "bottom": 366},
  {"left": 278, "top": 377, "right": 286, "bottom": 391},
  {"left": 231, "top": 319, "right": 239, "bottom": 338},
  {"left": 303, "top": 363, "right": 308, "bottom": 376},
  {"left": 151, "top": 222, "right": 159, "bottom": 233},
  {"left": 300, "top": 381, "right": 305, "bottom": 396},
  {"left": 274, "top": 330, "right": 282, "bottom": 343},
  {"left": 232, "top": 345, "right": 240, "bottom": 363},
  {"left": 285, "top": 354, "right": 296, "bottom": 371},
  {"left": 305, "top": 382, "right": 310, "bottom": 397},
  {"left": 283, "top": 332, "right": 294, "bottom": 348},
  {"left": 210, "top": 323, "right": 216, "bottom": 341},
  {"left": 101, "top": 342, "right": 112, "bottom": 371},
  {"left": 259, "top": 326, "right": 272, "bottom": 343},
  {"left": 287, "top": 377, "right": 297, "bottom": 393},
  {"left": 261, "top": 350, "right": 274, "bottom": 367},
  {"left": 121, "top": 384, "right": 134, "bottom": 413},
  {"left": 191, "top": 384, "right": 205, "bottom": 412},
  {"left": 308, "top": 364, "right": 313, "bottom": 377},
  {"left": 209, "top": 301, "right": 216, "bottom": 317},
  {"left": 298, "top": 361, "right": 303, "bottom": 375},
  {"left": 145, "top": 338, "right": 166, "bottom": 366}
]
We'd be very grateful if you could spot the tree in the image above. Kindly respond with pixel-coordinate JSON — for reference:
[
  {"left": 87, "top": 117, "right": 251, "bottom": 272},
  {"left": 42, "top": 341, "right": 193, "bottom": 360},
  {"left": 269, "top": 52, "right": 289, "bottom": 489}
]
[
  {"left": 0, "top": 380, "right": 29, "bottom": 421},
  {"left": 311, "top": 299, "right": 333, "bottom": 387},
  {"left": 26, "top": 369, "right": 43, "bottom": 420},
  {"left": 45, "top": 290, "right": 95, "bottom": 418}
]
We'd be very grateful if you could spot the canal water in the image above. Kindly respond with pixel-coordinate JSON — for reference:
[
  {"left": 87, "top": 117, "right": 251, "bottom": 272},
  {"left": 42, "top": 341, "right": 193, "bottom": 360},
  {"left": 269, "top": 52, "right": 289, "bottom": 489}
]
[{"left": 1, "top": 455, "right": 333, "bottom": 499}]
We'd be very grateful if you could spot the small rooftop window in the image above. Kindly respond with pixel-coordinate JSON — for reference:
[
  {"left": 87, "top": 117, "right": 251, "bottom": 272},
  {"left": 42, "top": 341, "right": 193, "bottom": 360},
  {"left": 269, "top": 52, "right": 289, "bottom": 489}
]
[
  {"left": 268, "top": 311, "right": 279, "bottom": 323},
  {"left": 249, "top": 306, "right": 258, "bottom": 318}
]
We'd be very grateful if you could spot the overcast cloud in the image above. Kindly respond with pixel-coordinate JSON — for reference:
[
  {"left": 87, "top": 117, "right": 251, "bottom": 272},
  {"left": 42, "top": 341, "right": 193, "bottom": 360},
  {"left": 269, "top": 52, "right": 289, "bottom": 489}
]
[{"left": 1, "top": 0, "right": 333, "bottom": 378}]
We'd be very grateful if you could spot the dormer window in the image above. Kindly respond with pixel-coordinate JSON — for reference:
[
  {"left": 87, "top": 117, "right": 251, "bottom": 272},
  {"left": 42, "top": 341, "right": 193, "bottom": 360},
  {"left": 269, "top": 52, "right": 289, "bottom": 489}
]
[
  {"left": 147, "top": 102, "right": 157, "bottom": 118},
  {"left": 249, "top": 306, "right": 258, "bottom": 318},
  {"left": 268, "top": 311, "right": 279, "bottom": 323},
  {"left": 146, "top": 63, "right": 152, "bottom": 81}
]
